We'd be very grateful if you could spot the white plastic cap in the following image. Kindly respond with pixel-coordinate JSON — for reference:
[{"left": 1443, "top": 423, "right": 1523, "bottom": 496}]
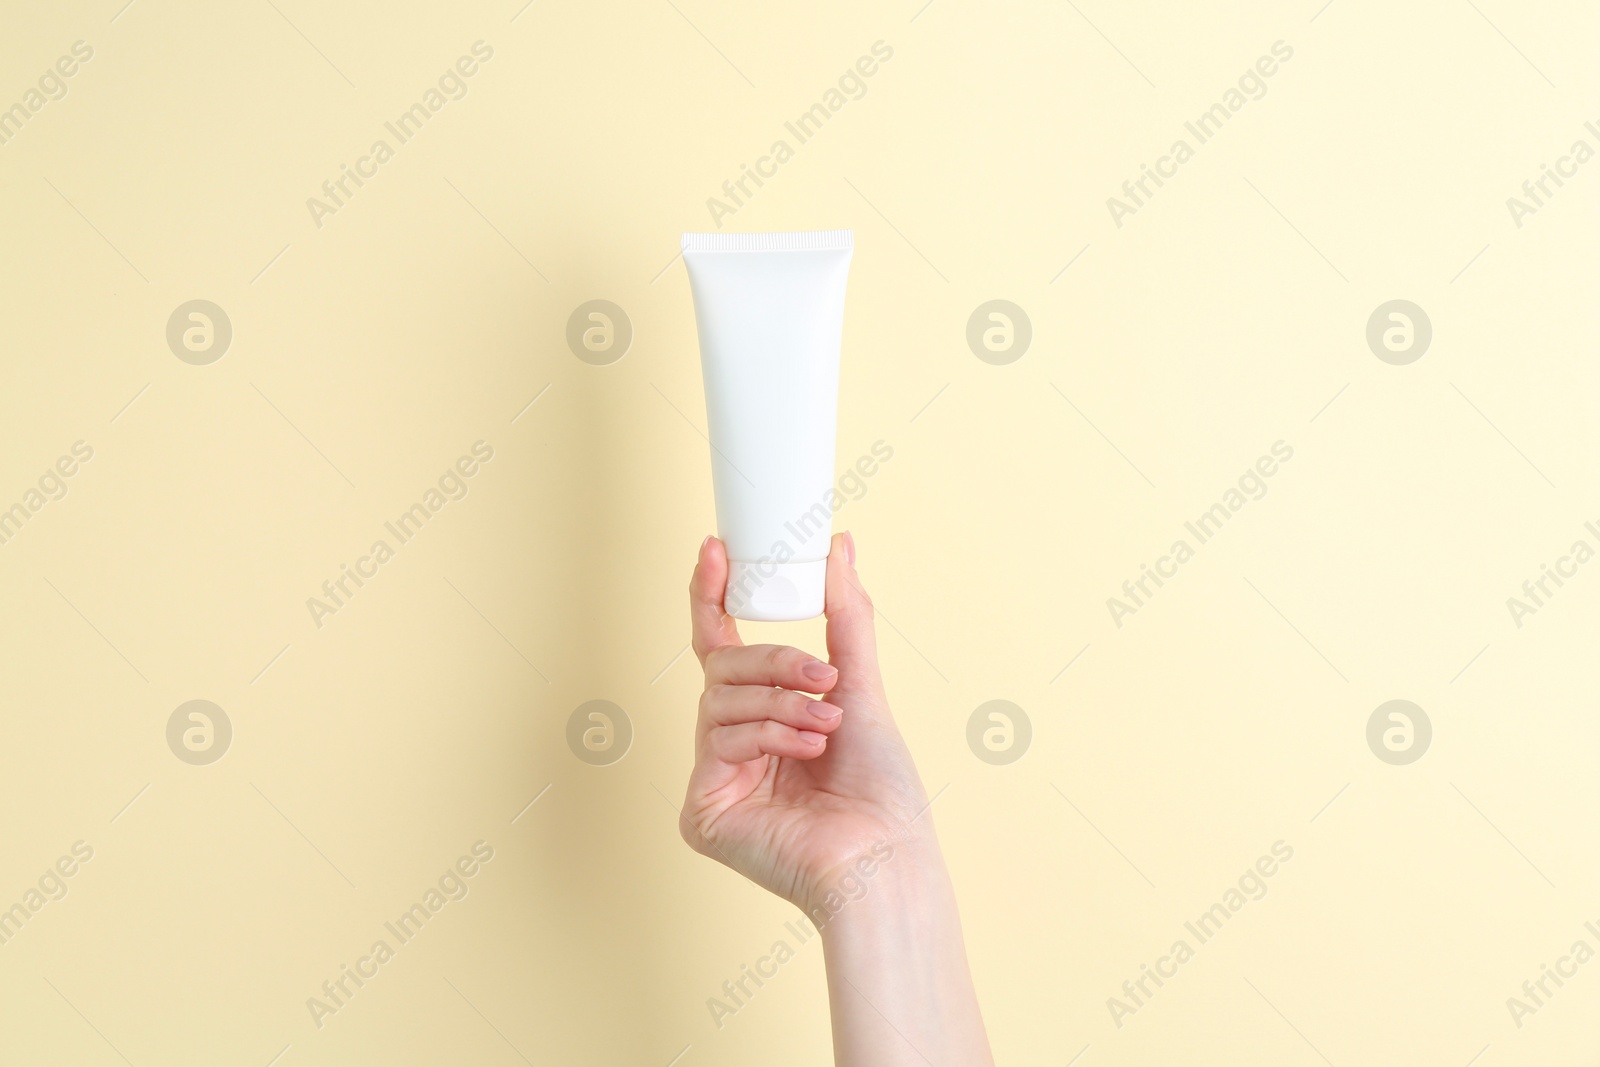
[{"left": 724, "top": 559, "right": 827, "bottom": 622}]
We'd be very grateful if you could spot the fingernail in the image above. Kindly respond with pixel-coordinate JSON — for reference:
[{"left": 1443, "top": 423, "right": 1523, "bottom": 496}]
[
  {"left": 701, "top": 535, "right": 712, "bottom": 551},
  {"left": 802, "top": 660, "right": 838, "bottom": 682},
  {"left": 813, "top": 701, "right": 843, "bottom": 719},
  {"left": 843, "top": 530, "right": 856, "bottom": 566},
  {"left": 798, "top": 730, "right": 826, "bottom": 745}
]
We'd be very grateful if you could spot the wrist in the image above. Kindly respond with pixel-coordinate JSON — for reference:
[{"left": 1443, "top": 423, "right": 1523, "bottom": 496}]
[
  {"left": 801, "top": 834, "right": 951, "bottom": 940},
  {"left": 807, "top": 830, "right": 995, "bottom": 1066}
]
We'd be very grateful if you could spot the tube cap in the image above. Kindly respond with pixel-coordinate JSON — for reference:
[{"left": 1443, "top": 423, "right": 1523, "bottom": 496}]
[{"left": 724, "top": 559, "right": 827, "bottom": 622}]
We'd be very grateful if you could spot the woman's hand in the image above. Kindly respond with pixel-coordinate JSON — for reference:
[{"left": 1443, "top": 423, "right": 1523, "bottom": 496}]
[
  {"left": 680, "top": 531, "right": 994, "bottom": 1066},
  {"left": 679, "top": 531, "right": 933, "bottom": 914}
]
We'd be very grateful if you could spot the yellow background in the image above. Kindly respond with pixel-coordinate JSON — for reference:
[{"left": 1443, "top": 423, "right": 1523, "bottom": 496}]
[{"left": 1, "top": 0, "right": 1597, "bottom": 1063}]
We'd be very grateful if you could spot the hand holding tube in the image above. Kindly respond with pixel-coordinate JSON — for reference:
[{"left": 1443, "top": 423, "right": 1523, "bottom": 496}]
[{"left": 682, "top": 532, "right": 993, "bottom": 1065}]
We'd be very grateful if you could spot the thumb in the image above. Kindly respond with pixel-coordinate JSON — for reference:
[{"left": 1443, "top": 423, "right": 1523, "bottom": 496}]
[{"left": 824, "top": 531, "right": 883, "bottom": 691}]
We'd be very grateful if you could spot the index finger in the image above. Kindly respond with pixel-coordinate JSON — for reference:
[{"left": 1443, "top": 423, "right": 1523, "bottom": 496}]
[{"left": 690, "top": 535, "right": 742, "bottom": 664}]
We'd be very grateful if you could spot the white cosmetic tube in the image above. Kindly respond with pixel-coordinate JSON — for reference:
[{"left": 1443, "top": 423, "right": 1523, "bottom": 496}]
[{"left": 682, "top": 230, "right": 854, "bottom": 621}]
